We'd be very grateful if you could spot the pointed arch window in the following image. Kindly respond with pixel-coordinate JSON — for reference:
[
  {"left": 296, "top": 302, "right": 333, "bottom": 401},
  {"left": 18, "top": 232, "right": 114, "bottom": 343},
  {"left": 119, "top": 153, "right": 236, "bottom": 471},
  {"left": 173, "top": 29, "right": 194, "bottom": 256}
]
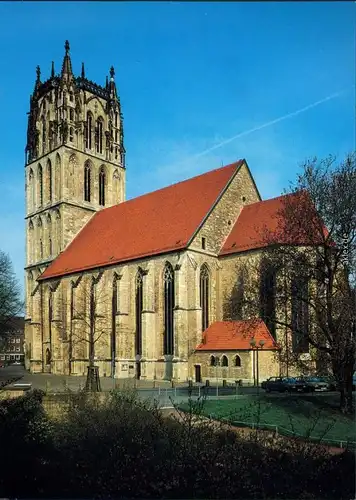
[
  {"left": 42, "top": 117, "right": 46, "bottom": 154},
  {"left": 221, "top": 355, "right": 228, "bottom": 367},
  {"left": 135, "top": 270, "right": 144, "bottom": 356},
  {"left": 86, "top": 112, "right": 92, "bottom": 149},
  {"left": 200, "top": 264, "right": 210, "bottom": 332},
  {"left": 48, "top": 290, "right": 53, "bottom": 347},
  {"left": 210, "top": 355, "right": 216, "bottom": 367},
  {"left": 47, "top": 214, "right": 52, "bottom": 257},
  {"left": 38, "top": 165, "right": 43, "bottom": 207},
  {"left": 84, "top": 162, "right": 91, "bottom": 202},
  {"left": 96, "top": 118, "right": 103, "bottom": 154},
  {"left": 259, "top": 258, "right": 277, "bottom": 339},
  {"left": 111, "top": 274, "right": 120, "bottom": 370},
  {"left": 163, "top": 263, "right": 175, "bottom": 355},
  {"left": 99, "top": 167, "right": 106, "bottom": 206},
  {"left": 28, "top": 220, "right": 34, "bottom": 262},
  {"left": 291, "top": 276, "right": 309, "bottom": 353},
  {"left": 46, "top": 160, "right": 52, "bottom": 202},
  {"left": 28, "top": 169, "right": 34, "bottom": 210},
  {"left": 28, "top": 271, "right": 33, "bottom": 311},
  {"left": 69, "top": 127, "right": 74, "bottom": 142},
  {"left": 39, "top": 239, "right": 43, "bottom": 260},
  {"left": 234, "top": 355, "right": 241, "bottom": 367},
  {"left": 69, "top": 108, "right": 74, "bottom": 121}
]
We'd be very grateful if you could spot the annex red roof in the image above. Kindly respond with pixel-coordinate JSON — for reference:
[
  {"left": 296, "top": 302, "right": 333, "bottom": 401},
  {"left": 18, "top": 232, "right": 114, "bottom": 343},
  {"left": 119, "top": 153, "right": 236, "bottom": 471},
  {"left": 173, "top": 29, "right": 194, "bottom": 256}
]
[
  {"left": 196, "top": 319, "right": 279, "bottom": 351},
  {"left": 220, "top": 191, "right": 329, "bottom": 256},
  {"left": 40, "top": 161, "right": 244, "bottom": 280}
]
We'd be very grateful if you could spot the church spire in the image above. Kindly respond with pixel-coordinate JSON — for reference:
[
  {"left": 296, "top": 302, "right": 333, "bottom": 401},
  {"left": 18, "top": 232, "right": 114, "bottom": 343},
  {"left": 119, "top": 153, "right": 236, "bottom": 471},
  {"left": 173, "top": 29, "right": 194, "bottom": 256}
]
[
  {"left": 34, "top": 65, "right": 41, "bottom": 91},
  {"left": 61, "top": 40, "right": 73, "bottom": 80},
  {"left": 108, "top": 65, "right": 117, "bottom": 98}
]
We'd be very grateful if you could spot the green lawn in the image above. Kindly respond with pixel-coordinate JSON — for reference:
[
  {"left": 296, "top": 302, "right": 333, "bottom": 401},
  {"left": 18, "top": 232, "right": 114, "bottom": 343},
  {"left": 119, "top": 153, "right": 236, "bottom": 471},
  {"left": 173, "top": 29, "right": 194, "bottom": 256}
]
[{"left": 180, "top": 395, "right": 356, "bottom": 446}]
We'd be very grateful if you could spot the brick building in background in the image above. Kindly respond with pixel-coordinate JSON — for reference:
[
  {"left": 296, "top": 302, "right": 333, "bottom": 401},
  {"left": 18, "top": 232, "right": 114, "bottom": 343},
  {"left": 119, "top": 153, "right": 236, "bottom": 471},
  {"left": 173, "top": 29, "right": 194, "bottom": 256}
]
[{"left": 0, "top": 317, "right": 25, "bottom": 365}]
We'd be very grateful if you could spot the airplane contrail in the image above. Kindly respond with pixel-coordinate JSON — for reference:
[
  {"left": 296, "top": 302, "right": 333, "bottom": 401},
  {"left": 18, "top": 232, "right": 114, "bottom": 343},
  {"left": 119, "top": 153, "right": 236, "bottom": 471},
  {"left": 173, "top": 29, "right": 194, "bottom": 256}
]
[{"left": 174, "top": 89, "right": 347, "bottom": 165}]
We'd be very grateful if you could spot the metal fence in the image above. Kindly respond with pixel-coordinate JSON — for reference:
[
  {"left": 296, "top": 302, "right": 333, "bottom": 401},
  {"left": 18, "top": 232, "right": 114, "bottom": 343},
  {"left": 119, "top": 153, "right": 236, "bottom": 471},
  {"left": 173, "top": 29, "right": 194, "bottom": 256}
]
[{"left": 213, "top": 417, "right": 356, "bottom": 451}]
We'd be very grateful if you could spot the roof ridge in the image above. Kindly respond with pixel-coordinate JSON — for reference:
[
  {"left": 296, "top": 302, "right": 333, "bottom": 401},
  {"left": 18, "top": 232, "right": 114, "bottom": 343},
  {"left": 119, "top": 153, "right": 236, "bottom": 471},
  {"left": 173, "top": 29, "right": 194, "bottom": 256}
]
[
  {"left": 242, "top": 190, "right": 304, "bottom": 209},
  {"left": 98, "top": 160, "right": 244, "bottom": 215},
  {"left": 40, "top": 159, "right": 245, "bottom": 281}
]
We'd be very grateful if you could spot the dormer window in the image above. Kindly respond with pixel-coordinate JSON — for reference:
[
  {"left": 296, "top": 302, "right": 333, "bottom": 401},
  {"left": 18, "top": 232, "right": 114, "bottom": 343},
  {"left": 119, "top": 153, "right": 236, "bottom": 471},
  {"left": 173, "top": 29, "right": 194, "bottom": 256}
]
[{"left": 202, "top": 237, "right": 206, "bottom": 250}]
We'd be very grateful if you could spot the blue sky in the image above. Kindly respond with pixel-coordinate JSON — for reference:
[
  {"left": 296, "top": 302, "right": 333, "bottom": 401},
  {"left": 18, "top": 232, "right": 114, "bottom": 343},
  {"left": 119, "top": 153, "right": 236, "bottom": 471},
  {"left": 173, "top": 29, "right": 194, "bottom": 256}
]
[{"left": 0, "top": 1, "right": 355, "bottom": 295}]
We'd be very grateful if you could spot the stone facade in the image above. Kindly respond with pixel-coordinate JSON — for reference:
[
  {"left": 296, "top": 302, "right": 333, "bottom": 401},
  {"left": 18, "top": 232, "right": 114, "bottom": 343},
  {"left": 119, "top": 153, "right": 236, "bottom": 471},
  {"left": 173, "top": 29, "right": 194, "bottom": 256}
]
[
  {"left": 25, "top": 43, "right": 125, "bottom": 373},
  {"left": 189, "top": 349, "right": 280, "bottom": 384}
]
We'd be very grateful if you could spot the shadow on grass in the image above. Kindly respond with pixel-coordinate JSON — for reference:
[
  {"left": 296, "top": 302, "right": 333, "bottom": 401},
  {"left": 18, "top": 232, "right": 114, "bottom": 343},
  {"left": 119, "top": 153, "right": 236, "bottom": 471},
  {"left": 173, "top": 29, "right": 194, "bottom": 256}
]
[{"left": 185, "top": 394, "right": 356, "bottom": 446}]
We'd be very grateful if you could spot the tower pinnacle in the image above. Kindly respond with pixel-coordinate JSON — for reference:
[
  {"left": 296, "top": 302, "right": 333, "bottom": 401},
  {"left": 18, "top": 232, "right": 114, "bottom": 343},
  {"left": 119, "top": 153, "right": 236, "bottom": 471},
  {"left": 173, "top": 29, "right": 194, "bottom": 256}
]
[{"left": 61, "top": 40, "right": 73, "bottom": 80}]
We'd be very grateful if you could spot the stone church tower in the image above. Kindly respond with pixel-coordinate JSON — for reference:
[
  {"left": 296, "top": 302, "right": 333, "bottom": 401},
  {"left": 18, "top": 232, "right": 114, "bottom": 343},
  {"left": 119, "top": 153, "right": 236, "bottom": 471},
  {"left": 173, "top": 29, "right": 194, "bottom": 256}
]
[{"left": 24, "top": 41, "right": 125, "bottom": 369}]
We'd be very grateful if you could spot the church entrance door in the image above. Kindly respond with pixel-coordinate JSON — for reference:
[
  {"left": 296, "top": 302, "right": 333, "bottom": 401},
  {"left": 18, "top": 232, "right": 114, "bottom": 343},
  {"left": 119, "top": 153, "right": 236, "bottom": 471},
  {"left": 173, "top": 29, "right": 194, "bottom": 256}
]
[
  {"left": 136, "top": 361, "right": 141, "bottom": 380},
  {"left": 194, "top": 364, "right": 202, "bottom": 383}
]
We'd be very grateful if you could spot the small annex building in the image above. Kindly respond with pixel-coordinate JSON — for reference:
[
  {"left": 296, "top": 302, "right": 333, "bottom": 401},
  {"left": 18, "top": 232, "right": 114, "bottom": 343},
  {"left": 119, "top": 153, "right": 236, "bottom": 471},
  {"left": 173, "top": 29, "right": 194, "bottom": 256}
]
[{"left": 191, "top": 319, "right": 280, "bottom": 384}]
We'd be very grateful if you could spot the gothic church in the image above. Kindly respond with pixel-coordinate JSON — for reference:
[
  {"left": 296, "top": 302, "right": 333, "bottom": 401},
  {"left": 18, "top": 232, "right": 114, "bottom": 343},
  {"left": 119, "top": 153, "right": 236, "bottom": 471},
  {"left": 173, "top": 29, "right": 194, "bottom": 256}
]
[{"left": 25, "top": 42, "right": 304, "bottom": 383}]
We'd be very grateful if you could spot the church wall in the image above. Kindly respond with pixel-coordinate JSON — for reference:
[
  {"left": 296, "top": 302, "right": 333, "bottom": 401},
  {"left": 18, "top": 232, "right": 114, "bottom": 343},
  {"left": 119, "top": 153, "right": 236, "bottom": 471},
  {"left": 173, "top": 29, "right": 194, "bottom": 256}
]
[
  {"left": 189, "top": 162, "right": 260, "bottom": 255},
  {"left": 220, "top": 251, "right": 289, "bottom": 354},
  {"left": 189, "top": 349, "right": 280, "bottom": 385},
  {"left": 31, "top": 248, "right": 222, "bottom": 381},
  {"left": 219, "top": 251, "right": 262, "bottom": 322}
]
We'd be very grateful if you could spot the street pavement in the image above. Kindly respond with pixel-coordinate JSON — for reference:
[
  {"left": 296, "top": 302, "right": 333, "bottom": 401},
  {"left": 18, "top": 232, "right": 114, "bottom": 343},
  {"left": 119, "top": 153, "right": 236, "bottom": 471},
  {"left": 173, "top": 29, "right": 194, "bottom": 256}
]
[{"left": 0, "top": 365, "right": 353, "bottom": 409}]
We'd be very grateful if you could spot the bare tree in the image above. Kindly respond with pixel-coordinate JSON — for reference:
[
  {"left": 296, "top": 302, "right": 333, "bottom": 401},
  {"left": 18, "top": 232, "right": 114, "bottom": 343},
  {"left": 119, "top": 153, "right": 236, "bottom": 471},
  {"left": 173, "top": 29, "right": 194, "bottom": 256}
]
[
  {"left": 0, "top": 250, "right": 23, "bottom": 338},
  {"left": 225, "top": 153, "right": 356, "bottom": 413},
  {"left": 59, "top": 273, "right": 113, "bottom": 391}
]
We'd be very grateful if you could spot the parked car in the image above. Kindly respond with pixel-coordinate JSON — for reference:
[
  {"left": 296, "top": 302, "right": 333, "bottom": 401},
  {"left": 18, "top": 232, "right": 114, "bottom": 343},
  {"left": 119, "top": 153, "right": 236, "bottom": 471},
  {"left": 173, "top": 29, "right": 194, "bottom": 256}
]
[
  {"left": 297, "top": 376, "right": 328, "bottom": 392},
  {"left": 317, "top": 374, "right": 356, "bottom": 391},
  {"left": 261, "top": 377, "right": 309, "bottom": 393},
  {"left": 318, "top": 375, "right": 338, "bottom": 391}
]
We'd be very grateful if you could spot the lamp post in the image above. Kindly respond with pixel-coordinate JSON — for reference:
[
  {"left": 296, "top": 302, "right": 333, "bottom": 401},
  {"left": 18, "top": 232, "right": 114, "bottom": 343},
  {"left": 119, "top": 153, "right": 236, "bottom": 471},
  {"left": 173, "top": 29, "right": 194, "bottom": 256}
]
[
  {"left": 250, "top": 338, "right": 265, "bottom": 390},
  {"left": 215, "top": 357, "right": 220, "bottom": 397}
]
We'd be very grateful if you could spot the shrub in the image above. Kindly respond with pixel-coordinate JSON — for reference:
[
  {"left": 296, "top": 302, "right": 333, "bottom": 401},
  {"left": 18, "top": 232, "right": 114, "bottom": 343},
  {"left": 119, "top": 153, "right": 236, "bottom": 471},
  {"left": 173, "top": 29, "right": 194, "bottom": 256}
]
[{"left": 0, "top": 389, "right": 354, "bottom": 499}]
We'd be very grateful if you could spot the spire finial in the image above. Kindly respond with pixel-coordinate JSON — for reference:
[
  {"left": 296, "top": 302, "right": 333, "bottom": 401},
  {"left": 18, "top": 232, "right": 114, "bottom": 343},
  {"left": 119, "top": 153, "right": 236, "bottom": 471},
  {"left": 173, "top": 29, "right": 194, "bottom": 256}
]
[
  {"left": 110, "top": 66, "right": 115, "bottom": 80},
  {"left": 106, "top": 75, "right": 108, "bottom": 88},
  {"left": 51, "top": 61, "right": 55, "bottom": 78},
  {"left": 36, "top": 65, "right": 41, "bottom": 81},
  {"left": 81, "top": 62, "right": 85, "bottom": 79},
  {"left": 61, "top": 40, "right": 73, "bottom": 78}
]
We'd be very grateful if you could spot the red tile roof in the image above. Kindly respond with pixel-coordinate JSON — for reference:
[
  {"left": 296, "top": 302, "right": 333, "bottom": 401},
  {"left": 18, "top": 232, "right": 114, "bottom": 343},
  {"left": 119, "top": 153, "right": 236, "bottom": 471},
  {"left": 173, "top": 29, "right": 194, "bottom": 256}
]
[
  {"left": 196, "top": 319, "right": 279, "bottom": 351},
  {"left": 220, "top": 191, "right": 329, "bottom": 256},
  {"left": 40, "top": 161, "right": 244, "bottom": 280}
]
